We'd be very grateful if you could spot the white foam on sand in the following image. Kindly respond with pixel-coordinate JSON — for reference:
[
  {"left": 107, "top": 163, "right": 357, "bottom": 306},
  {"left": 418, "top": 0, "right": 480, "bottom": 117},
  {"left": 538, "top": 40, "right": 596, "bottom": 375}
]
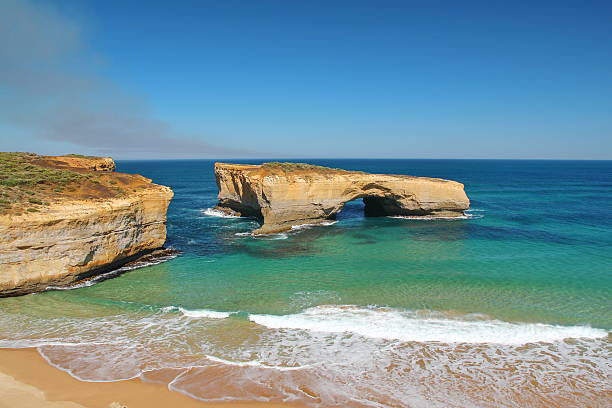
[
  {"left": 204, "top": 355, "right": 310, "bottom": 371},
  {"left": 1, "top": 303, "right": 609, "bottom": 408}
]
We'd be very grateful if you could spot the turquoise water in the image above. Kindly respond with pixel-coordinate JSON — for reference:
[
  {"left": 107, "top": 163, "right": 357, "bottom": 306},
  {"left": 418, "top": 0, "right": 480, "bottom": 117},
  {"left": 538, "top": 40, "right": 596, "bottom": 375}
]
[{"left": 1, "top": 159, "right": 610, "bottom": 407}]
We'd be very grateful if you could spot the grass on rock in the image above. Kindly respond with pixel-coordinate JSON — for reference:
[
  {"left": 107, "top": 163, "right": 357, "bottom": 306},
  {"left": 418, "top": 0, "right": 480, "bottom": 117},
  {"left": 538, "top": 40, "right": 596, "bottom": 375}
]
[
  {"left": 0, "top": 152, "right": 85, "bottom": 188},
  {"left": 261, "top": 162, "right": 356, "bottom": 173},
  {"left": 0, "top": 152, "right": 127, "bottom": 215}
]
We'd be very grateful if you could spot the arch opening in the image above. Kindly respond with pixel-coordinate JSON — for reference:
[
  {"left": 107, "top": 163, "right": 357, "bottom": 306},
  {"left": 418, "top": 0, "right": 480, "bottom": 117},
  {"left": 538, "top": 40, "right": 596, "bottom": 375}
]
[
  {"left": 333, "top": 198, "right": 365, "bottom": 221},
  {"left": 330, "top": 195, "right": 408, "bottom": 221}
]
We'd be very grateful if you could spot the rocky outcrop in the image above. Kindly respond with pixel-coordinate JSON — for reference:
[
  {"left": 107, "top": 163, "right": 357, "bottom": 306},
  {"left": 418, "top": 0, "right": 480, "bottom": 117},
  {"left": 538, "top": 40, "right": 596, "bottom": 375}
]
[
  {"left": 0, "top": 156, "right": 173, "bottom": 296},
  {"left": 214, "top": 163, "right": 470, "bottom": 234},
  {"left": 34, "top": 155, "right": 116, "bottom": 171}
]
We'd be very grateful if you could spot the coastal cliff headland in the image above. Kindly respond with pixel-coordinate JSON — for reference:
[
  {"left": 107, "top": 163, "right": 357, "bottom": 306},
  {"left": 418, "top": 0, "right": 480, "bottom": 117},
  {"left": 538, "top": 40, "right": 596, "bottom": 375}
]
[
  {"left": 0, "top": 153, "right": 173, "bottom": 296},
  {"left": 214, "top": 162, "right": 470, "bottom": 234}
]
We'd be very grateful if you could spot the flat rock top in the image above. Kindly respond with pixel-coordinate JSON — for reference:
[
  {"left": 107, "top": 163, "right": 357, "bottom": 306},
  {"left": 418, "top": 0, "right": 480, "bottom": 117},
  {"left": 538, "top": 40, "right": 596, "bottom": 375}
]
[
  {"left": 215, "top": 162, "right": 453, "bottom": 183},
  {"left": 33, "top": 155, "right": 115, "bottom": 172},
  {"left": 0, "top": 152, "right": 167, "bottom": 216},
  {"left": 216, "top": 162, "right": 350, "bottom": 175}
]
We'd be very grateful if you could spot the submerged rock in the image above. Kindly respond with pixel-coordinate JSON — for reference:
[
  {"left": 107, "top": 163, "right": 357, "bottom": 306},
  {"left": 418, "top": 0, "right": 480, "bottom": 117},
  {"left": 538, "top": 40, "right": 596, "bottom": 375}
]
[{"left": 213, "top": 162, "right": 470, "bottom": 234}]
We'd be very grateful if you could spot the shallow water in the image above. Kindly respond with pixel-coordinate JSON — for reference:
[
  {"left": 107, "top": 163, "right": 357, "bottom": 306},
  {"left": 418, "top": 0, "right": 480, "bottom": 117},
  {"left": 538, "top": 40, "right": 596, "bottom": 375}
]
[{"left": 1, "top": 159, "right": 611, "bottom": 407}]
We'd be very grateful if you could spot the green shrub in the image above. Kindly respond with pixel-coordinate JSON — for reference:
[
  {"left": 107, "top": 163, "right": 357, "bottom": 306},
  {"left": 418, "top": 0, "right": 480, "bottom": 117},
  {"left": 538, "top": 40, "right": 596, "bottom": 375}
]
[{"left": 0, "top": 152, "right": 85, "bottom": 187}]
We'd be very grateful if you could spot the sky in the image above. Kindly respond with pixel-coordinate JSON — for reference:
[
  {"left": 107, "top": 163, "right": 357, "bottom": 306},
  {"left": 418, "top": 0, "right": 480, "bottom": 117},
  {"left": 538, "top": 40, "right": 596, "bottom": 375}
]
[{"left": 1, "top": 0, "right": 611, "bottom": 159}]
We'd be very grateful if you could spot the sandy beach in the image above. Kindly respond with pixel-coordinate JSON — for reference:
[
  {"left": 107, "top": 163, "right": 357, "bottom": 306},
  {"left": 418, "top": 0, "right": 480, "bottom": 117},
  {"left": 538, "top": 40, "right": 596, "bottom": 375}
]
[{"left": 0, "top": 348, "right": 306, "bottom": 408}]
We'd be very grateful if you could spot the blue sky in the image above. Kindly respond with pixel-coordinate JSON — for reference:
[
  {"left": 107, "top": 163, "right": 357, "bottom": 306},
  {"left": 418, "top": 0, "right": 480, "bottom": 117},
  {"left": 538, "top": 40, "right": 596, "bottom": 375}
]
[{"left": 1, "top": 0, "right": 611, "bottom": 159}]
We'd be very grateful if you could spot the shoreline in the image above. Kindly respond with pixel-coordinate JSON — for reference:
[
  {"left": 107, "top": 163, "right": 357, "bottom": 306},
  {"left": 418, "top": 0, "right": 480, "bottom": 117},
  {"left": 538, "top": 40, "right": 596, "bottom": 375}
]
[{"left": 0, "top": 348, "right": 307, "bottom": 408}]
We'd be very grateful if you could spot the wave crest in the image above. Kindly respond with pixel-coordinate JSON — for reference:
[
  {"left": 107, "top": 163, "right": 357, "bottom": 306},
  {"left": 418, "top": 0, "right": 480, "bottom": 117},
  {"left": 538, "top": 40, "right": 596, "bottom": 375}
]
[
  {"left": 178, "top": 307, "right": 233, "bottom": 319},
  {"left": 249, "top": 305, "right": 607, "bottom": 345}
]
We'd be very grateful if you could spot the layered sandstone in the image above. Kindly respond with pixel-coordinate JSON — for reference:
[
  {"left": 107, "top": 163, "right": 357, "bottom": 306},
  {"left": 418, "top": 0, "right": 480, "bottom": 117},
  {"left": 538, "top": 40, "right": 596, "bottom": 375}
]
[
  {"left": 214, "top": 162, "right": 470, "bottom": 234},
  {"left": 0, "top": 155, "right": 173, "bottom": 296}
]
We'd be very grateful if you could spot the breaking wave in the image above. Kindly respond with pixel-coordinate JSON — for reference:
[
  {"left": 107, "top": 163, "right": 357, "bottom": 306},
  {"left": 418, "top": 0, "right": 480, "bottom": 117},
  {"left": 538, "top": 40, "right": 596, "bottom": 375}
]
[
  {"left": 1, "top": 304, "right": 609, "bottom": 407},
  {"left": 248, "top": 305, "right": 607, "bottom": 345},
  {"left": 202, "top": 208, "right": 240, "bottom": 218},
  {"left": 177, "top": 307, "right": 233, "bottom": 319}
]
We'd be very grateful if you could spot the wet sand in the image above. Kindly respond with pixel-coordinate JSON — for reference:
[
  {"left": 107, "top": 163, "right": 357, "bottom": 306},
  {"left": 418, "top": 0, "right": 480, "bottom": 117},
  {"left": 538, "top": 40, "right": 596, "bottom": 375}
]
[{"left": 0, "top": 348, "right": 307, "bottom": 408}]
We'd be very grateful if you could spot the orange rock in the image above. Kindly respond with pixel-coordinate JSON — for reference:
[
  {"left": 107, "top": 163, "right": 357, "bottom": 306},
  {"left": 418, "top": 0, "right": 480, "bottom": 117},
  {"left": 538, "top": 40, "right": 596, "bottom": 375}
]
[
  {"left": 0, "top": 156, "right": 173, "bottom": 296},
  {"left": 214, "top": 162, "right": 470, "bottom": 234}
]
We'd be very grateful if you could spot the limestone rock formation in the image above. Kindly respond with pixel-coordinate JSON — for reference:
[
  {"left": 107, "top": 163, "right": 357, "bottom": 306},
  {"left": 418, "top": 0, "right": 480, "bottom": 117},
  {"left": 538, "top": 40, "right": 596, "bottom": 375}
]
[
  {"left": 214, "top": 162, "right": 470, "bottom": 234},
  {"left": 0, "top": 155, "right": 173, "bottom": 296},
  {"left": 35, "top": 155, "right": 116, "bottom": 171}
]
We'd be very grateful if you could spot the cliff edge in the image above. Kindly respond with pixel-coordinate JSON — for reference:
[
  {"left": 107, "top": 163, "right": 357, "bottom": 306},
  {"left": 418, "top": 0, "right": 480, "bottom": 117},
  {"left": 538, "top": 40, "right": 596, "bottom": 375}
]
[
  {"left": 213, "top": 162, "right": 470, "bottom": 234},
  {"left": 0, "top": 153, "right": 173, "bottom": 296}
]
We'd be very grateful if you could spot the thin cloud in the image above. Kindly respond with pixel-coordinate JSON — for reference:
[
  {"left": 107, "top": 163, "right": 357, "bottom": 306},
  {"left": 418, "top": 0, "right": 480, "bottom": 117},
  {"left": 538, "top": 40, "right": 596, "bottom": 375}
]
[{"left": 0, "top": 0, "right": 247, "bottom": 158}]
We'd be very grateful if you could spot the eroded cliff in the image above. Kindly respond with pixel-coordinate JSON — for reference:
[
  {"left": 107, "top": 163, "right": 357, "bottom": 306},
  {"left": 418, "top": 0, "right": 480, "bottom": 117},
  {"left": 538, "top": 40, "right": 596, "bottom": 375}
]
[
  {"left": 35, "top": 154, "right": 116, "bottom": 172},
  {"left": 0, "top": 153, "right": 173, "bottom": 296},
  {"left": 214, "top": 162, "right": 470, "bottom": 234}
]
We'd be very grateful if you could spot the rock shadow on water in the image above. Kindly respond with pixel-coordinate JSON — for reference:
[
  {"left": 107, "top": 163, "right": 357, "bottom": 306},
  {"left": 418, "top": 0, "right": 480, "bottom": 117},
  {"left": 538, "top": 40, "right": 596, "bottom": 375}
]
[
  {"left": 229, "top": 226, "right": 347, "bottom": 259},
  {"left": 394, "top": 219, "right": 469, "bottom": 242},
  {"left": 237, "top": 240, "right": 315, "bottom": 259},
  {"left": 350, "top": 232, "right": 380, "bottom": 245}
]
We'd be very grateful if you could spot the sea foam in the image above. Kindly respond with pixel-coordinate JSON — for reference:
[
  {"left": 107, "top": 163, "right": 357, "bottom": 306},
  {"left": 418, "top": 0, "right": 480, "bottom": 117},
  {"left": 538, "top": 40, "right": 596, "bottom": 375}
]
[
  {"left": 389, "top": 214, "right": 482, "bottom": 220},
  {"left": 248, "top": 305, "right": 607, "bottom": 345},
  {"left": 290, "top": 220, "right": 338, "bottom": 231},
  {"left": 202, "top": 208, "right": 240, "bottom": 218},
  {"left": 204, "top": 355, "right": 309, "bottom": 371},
  {"left": 178, "top": 307, "right": 233, "bottom": 319},
  {"left": 2, "top": 304, "right": 609, "bottom": 408}
]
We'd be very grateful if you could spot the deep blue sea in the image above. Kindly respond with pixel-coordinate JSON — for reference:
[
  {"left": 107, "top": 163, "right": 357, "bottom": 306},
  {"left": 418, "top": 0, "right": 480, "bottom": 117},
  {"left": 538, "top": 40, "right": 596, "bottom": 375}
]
[{"left": 1, "top": 159, "right": 610, "bottom": 407}]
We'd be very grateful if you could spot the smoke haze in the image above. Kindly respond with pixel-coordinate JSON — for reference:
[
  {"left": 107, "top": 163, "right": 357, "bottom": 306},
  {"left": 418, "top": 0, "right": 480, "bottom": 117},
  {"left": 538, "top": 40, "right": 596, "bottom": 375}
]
[{"left": 0, "top": 0, "right": 246, "bottom": 158}]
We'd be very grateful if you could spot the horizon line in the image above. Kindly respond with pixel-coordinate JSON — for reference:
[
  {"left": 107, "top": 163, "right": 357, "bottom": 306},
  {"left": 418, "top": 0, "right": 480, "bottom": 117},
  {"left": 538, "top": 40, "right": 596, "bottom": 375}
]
[{"left": 112, "top": 157, "right": 612, "bottom": 161}]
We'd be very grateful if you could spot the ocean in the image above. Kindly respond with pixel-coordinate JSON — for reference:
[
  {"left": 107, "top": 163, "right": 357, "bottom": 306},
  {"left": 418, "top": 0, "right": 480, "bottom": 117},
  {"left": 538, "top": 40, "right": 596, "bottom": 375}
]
[{"left": 1, "top": 159, "right": 610, "bottom": 407}]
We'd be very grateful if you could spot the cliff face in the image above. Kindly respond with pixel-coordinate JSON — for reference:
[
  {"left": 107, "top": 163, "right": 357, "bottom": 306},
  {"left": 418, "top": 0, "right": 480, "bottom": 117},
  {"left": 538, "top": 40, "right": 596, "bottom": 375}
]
[
  {"left": 0, "top": 155, "right": 173, "bottom": 296},
  {"left": 214, "top": 163, "right": 470, "bottom": 234}
]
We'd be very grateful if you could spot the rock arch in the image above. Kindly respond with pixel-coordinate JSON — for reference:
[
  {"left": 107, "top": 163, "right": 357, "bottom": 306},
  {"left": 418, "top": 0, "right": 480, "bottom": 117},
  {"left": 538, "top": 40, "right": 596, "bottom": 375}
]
[{"left": 213, "top": 163, "right": 470, "bottom": 234}]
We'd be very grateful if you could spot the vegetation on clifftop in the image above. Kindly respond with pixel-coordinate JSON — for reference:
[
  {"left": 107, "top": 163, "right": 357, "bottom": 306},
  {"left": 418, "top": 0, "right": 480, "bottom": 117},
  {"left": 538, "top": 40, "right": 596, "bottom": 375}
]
[
  {"left": 261, "top": 162, "right": 358, "bottom": 173},
  {"left": 0, "top": 152, "right": 85, "bottom": 187},
  {"left": 0, "top": 152, "right": 133, "bottom": 215},
  {"left": 65, "top": 153, "right": 99, "bottom": 159}
]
